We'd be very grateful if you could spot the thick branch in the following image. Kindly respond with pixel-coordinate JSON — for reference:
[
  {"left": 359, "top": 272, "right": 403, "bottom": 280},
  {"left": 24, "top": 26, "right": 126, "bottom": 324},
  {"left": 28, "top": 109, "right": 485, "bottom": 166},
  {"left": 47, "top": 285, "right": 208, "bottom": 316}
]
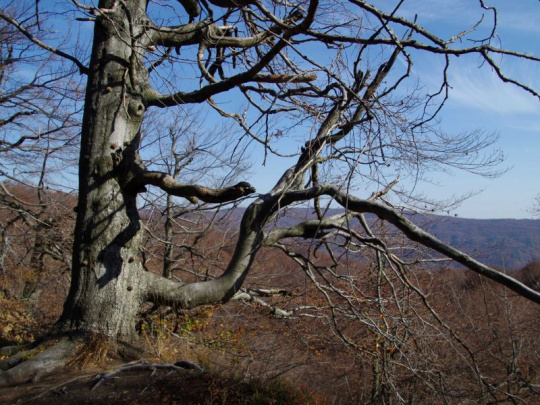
[
  {"left": 150, "top": 9, "right": 300, "bottom": 49},
  {"left": 143, "top": 198, "right": 274, "bottom": 308},
  {"left": 264, "top": 213, "right": 353, "bottom": 245},
  {"left": 144, "top": 5, "right": 315, "bottom": 107},
  {"left": 131, "top": 170, "right": 256, "bottom": 204},
  {"left": 251, "top": 73, "right": 317, "bottom": 83},
  {"left": 149, "top": 21, "right": 218, "bottom": 48},
  {"left": 278, "top": 185, "right": 540, "bottom": 305}
]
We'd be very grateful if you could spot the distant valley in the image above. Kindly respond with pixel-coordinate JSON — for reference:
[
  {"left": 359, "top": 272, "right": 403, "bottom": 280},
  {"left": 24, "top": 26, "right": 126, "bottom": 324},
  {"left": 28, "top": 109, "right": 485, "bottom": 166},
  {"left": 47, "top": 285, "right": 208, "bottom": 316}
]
[
  {"left": 225, "top": 208, "right": 540, "bottom": 270},
  {"left": 154, "top": 205, "right": 540, "bottom": 271},
  {"left": 413, "top": 214, "right": 540, "bottom": 270}
]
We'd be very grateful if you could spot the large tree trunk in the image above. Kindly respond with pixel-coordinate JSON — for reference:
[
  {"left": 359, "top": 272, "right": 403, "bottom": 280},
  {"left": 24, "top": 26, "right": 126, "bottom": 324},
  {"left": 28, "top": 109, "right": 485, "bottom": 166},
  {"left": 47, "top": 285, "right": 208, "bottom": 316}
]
[
  {"left": 1, "top": 0, "right": 540, "bottom": 393},
  {"left": 0, "top": 2, "right": 263, "bottom": 384},
  {"left": 57, "top": 0, "right": 150, "bottom": 342}
]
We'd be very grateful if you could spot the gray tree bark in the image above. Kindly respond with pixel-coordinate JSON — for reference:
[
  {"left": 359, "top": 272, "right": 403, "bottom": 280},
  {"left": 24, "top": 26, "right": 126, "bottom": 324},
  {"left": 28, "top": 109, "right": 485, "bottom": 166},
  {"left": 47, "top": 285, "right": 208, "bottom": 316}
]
[
  {"left": 1, "top": 0, "right": 540, "bottom": 389},
  {"left": 56, "top": 0, "right": 265, "bottom": 342},
  {"left": 57, "top": 0, "right": 151, "bottom": 340}
]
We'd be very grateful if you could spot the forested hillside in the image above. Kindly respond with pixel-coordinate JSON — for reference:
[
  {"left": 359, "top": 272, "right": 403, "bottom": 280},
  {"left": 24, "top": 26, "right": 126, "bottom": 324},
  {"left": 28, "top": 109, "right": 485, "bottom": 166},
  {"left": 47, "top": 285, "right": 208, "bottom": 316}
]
[
  {"left": 419, "top": 215, "right": 540, "bottom": 269},
  {"left": 2, "top": 186, "right": 540, "bottom": 402},
  {"left": 2, "top": 0, "right": 540, "bottom": 402}
]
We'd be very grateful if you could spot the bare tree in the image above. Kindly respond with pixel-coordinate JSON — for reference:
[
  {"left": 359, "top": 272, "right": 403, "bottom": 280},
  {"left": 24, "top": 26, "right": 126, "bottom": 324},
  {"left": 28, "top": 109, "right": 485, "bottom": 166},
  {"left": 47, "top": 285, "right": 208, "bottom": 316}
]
[
  {"left": 138, "top": 107, "right": 250, "bottom": 280},
  {"left": 0, "top": 0, "right": 539, "bottom": 387},
  {"left": 0, "top": 3, "right": 82, "bottom": 306},
  {"left": 530, "top": 193, "right": 540, "bottom": 219}
]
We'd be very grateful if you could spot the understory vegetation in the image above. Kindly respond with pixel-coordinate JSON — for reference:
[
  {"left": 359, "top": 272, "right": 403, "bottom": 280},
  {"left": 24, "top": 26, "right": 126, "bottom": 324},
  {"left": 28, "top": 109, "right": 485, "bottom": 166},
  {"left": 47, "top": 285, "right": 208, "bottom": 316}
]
[
  {"left": 2, "top": 0, "right": 540, "bottom": 402},
  {"left": 1, "top": 186, "right": 539, "bottom": 403}
]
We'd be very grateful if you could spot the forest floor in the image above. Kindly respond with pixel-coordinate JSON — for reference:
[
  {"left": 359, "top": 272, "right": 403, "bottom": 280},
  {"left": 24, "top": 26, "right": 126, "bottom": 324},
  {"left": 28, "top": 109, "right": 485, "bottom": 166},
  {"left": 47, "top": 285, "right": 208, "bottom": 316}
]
[{"left": 0, "top": 361, "right": 319, "bottom": 404}]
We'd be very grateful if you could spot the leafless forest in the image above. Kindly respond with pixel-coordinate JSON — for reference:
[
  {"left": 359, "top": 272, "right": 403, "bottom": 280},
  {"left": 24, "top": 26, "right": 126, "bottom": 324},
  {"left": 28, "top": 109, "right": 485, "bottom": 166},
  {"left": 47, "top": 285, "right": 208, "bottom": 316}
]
[
  {"left": 1, "top": 184, "right": 540, "bottom": 403},
  {"left": 1, "top": 0, "right": 540, "bottom": 403}
]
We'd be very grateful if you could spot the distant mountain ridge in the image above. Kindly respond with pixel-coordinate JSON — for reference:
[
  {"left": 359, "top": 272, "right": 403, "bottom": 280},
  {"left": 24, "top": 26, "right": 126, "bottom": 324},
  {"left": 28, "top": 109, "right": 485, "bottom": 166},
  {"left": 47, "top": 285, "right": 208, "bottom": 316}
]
[
  {"left": 232, "top": 207, "right": 540, "bottom": 270},
  {"left": 155, "top": 205, "right": 540, "bottom": 271},
  {"left": 414, "top": 215, "right": 540, "bottom": 270}
]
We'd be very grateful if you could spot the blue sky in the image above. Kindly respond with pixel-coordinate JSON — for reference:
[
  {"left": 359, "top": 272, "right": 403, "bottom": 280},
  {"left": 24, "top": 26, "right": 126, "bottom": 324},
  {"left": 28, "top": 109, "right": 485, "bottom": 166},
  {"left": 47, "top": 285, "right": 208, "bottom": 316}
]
[
  {"left": 391, "top": 0, "right": 540, "bottom": 219},
  {"left": 19, "top": 0, "right": 540, "bottom": 219},
  {"left": 247, "top": 0, "right": 540, "bottom": 219}
]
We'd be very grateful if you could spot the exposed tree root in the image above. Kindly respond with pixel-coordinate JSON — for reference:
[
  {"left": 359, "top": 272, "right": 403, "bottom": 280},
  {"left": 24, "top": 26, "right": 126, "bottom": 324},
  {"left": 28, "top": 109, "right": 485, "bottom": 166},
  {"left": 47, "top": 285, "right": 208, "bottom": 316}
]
[
  {"left": 0, "top": 350, "right": 29, "bottom": 371},
  {"left": 0, "top": 342, "right": 37, "bottom": 357},
  {"left": 90, "top": 359, "right": 204, "bottom": 390},
  {"left": 0, "top": 331, "right": 204, "bottom": 392},
  {"left": 0, "top": 338, "right": 78, "bottom": 387},
  {"left": 27, "top": 374, "right": 94, "bottom": 402}
]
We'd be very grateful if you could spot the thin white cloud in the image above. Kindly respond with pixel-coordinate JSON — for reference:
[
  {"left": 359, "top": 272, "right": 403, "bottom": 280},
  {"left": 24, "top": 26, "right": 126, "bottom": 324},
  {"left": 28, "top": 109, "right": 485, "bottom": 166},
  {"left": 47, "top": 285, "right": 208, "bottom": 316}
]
[
  {"left": 372, "top": 0, "right": 481, "bottom": 26},
  {"left": 497, "top": 3, "right": 540, "bottom": 35},
  {"left": 507, "top": 119, "right": 540, "bottom": 133},
  {"left": 448, "top": 62, "right": 540, "bottom": 115}
]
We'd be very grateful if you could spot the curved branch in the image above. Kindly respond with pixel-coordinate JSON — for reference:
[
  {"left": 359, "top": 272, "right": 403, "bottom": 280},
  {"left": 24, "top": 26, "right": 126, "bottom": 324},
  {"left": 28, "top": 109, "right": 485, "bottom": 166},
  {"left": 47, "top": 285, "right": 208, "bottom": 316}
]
[
  {"left": 144, "top": 5, "right": 315, "bottom": 107},
  {"left": 143, "top": 196, "right": 275, "bottom": 309},
  {"left": 0, "top": 12, "right": 88, "bottom": 75},
  {"left": 278, "top": 185, "right": 540, "bottom": 305},
  {"left": 130, "top": 169, "right": 256, "bottom": 204},
  {"left": 142, "top": 178, "right": 540, "bottom": 312},
  {"left": 176, "top": 0, "right": 201, "bottom": 19}
]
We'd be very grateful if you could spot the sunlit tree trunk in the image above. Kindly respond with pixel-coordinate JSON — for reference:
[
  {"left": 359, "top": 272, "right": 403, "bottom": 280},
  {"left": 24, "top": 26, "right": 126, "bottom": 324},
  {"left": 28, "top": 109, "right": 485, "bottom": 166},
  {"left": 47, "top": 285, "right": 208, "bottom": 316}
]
[{"left": 58, "top": 0, "right": 149, "bottom": 341}]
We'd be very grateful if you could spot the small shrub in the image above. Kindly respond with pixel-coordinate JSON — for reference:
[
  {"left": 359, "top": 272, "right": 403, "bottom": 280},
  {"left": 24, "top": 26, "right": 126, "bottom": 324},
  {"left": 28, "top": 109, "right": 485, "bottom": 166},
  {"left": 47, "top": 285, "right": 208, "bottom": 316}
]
[{"left": 518, "top": 259, "right": 540, "bottom": 291}]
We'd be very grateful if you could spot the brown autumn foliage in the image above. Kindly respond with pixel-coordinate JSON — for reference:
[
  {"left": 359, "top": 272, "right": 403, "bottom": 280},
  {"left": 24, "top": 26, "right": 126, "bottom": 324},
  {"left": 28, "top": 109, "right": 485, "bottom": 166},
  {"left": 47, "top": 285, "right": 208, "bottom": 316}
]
[
  {"left": 0, "top": 185, "right": 75, "bottom": 338},
  {"left": 518, "top": 259, "right": 540, "bottom": 292},
  {"left": 1, "top": 186, "right": 539, "bottom": 403}
]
